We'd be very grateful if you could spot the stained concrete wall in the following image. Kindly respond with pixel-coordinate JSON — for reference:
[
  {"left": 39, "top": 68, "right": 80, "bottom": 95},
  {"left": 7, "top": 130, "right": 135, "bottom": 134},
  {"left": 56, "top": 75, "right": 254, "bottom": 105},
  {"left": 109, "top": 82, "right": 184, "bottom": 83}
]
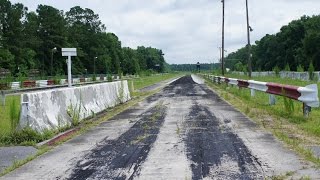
[{"left": 19, "top": 81, "right": 131, "bottom": 132}]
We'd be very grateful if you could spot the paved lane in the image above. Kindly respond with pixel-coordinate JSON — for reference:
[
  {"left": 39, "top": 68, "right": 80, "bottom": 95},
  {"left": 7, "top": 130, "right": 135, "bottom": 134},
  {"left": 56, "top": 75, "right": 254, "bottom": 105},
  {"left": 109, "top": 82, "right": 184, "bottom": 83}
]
[{"left": 3, "top": 75, "right": 319, "bottom": 180}]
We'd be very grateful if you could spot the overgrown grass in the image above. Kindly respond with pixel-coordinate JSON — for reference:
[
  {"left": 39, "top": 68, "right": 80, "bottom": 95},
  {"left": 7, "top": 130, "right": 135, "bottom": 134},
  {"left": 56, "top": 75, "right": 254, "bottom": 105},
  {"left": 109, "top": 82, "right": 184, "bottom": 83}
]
[
  {"left": 129, "top": 73, "right": 182, "bottom": 91},
  {"left": 226, "top": 74, "right": 319, "bottom": 87},
  {"left": 0, "top": 95, "right": 20, "bottom": 135},
  {"left": 223, "top": 74, "right": 320, "bottom": 136},
  {"left": 205, "top": 76, "right": 320, "bottom": 167},
  {"left": 0, "top": 73, "right": 178, "bottom": 146},
  {"left": 0, "top": 85, "right": 163, "bottom": 176}
]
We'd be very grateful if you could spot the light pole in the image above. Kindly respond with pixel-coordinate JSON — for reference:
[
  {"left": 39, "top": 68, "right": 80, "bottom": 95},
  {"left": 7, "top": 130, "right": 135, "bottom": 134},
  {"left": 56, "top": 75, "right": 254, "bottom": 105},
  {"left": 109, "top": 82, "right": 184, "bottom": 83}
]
[
  {"left": 94, "top": 56, "right": 97, "bottom": 75},
  {"left": 246, "top": 0, "right": 253, "bottom": 78},
  {"left": 221, "top": 0, "right": 225, "bottom": 76},
  {"left": 51, "top": 47, "right": 57, "bottom": 76}
]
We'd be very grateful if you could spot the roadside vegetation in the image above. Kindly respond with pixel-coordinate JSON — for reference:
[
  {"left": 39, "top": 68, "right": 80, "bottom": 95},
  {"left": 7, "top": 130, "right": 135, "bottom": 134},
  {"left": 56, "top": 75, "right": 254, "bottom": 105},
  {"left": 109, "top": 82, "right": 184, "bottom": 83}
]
[
  {"left": 0, "top": 73, "right": 181, "bottom": 146},
  {"left": 0, "top": 0, "right": 169, "bottom": 81},
  {"left": 225, "top": 15, "right": 320, "bottom": 73},
  {"left": 0, "top": 72, "right": 181, "bottom": 176},
  {"left": 204, "top": 74, "right": 320, "bottom": 167},
  {"left": 129, "top": 73, "right": 182, "bottom": 91}
]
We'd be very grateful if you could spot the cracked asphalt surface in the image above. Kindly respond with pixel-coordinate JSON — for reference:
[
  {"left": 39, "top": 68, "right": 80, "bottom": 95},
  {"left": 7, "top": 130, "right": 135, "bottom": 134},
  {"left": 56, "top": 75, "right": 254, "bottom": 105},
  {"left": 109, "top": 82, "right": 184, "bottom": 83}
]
[{"left": 2, "top": 75, "right": 320, "bottom": 180}]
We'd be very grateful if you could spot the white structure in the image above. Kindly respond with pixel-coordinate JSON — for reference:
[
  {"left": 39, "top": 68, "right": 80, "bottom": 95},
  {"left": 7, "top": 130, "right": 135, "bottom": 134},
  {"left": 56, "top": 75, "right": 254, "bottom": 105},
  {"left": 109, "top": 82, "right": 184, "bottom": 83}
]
[
  {"left": 19, "top": 81, "right": 131, "bottom": 132},
  {"left": 62, "top": 48, "right": 77, "bottom": 87}
]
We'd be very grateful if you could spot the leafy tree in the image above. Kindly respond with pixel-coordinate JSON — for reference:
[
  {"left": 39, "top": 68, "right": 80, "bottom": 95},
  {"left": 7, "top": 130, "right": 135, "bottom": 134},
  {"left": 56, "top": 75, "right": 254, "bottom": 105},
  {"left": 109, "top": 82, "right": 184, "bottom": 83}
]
[
  {"left": 0, "top": 48, "right": 14, "bottom": 71},
  {"left": 0, "top": 2, "right": 168, "bottom": 77},
  {"left": 37, "top": 5, "right": 67, "bottom": 76},
  {"left": 308, "top": 62, "right": 315, "bottom": 80},
  {"left": 226, "top": 15, "right": 320, "bottom": 72}
]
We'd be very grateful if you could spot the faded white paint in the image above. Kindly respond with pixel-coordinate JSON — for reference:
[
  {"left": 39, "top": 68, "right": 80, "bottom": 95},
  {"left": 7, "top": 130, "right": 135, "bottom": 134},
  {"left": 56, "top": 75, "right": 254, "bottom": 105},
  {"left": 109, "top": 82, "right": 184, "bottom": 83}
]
[
  {"left": 248, "top": 80, "right": 268, "bottom": 92},
  {"left": 298, "top": 84, "right": 319, "bottom": 107},
  {"left": 191, "top": 74, "right": 204, "bottom": 84},
  {"left": 19, "top": 81, "right": 131, "bottom": 132}
]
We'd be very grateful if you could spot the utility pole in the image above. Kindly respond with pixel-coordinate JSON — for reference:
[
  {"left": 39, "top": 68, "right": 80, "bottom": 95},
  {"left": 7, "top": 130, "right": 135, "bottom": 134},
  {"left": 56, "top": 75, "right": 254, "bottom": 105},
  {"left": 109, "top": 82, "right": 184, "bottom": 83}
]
[
  {"left": 218, "top": 47, "right": 222, "bottom": 64},
  {"left": 94, "top": 57, "right": 97, "bottom": 75},
  {"left": 221, "top": 0, "right": 225, "bottom": 76},
  {"left": 246, "top": 0, "right": 252, "bottom": 78}
]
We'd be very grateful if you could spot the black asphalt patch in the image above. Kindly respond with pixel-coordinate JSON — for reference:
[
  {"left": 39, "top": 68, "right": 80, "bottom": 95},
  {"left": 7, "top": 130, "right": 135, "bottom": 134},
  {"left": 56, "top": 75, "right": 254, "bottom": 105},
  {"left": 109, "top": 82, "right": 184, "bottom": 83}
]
[
  {"left": 184, "top": 103, "right": 264, "bottom": 179},
  {"left": 68, "top": 104, "right": 167, "bottom": 180},
  {"left": 70, "top": 75, "right": 265, "bottom": 179}
]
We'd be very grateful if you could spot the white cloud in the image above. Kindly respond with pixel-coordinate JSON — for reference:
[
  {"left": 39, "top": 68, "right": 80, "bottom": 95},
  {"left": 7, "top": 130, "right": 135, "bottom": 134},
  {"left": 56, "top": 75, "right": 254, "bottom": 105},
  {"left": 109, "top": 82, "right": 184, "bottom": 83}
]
[{"left": 10, "top": 0, "right": 320, "bottom": 64}]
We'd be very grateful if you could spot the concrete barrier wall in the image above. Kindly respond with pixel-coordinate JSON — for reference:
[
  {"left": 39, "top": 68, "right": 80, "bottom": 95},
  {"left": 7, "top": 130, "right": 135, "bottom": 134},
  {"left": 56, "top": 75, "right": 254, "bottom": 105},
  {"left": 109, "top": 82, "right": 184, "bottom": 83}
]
[{"left": 19, "top": 81, "right": 131, "bottom": 132}]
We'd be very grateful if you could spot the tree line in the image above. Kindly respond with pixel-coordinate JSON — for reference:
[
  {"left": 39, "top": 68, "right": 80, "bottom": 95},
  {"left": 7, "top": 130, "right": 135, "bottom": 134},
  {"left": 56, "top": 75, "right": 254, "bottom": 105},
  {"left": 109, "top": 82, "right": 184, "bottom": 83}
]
[
  {"left": 0, "top": 0, "right": 167, "bottom": 77},
  {"left": 226, "top": 15, "right": 320, "bottom": 72},
  {"left": 170, "top": 63, "right": 220, "bottom": 72}
]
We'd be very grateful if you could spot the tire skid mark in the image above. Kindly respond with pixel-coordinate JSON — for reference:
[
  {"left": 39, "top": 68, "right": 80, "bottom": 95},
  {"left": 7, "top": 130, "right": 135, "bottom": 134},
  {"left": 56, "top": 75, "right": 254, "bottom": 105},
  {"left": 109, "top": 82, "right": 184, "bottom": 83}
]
[
  {"left": 184, "top": 101, "right": 264, "bottom": 180},
  {"left": 68, "top": 104, "right": 167, "bottom": 180}
]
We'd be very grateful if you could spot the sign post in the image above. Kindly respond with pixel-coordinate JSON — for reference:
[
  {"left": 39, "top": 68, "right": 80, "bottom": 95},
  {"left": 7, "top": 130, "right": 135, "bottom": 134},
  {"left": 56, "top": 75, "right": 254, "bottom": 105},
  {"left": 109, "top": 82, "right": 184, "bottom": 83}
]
[{"left": 62, "top": 48, "right": 77, "bottom": 87}]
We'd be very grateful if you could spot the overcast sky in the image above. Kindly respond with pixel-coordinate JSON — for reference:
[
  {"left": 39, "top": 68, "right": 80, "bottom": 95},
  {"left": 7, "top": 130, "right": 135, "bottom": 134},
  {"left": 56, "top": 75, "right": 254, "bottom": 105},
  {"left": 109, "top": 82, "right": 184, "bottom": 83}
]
[{"left": 10, "top": 0, "right": 320, "bottom": 64}]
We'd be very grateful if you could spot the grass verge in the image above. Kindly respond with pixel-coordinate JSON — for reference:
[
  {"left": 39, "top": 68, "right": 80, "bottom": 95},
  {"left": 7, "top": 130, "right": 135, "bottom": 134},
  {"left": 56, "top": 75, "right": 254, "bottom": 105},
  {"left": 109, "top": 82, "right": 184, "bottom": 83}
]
[
  {"left": 129, "top": 73, "right": 182, "bottom": 90},
  {"left": 0, "top": 74, "right": 170, "bottom": 176},
  {"left": 0, "top": 95, "right": 20, "bottom": 135},
  {"left": 204, "top": 77, "right": 320, "bottom": 168}
]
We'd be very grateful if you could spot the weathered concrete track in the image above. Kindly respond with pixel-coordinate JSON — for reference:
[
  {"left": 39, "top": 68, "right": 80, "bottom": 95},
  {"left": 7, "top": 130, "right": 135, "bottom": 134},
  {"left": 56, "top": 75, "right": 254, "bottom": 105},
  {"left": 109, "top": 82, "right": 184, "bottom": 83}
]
[{"left": 2, "top": 75, "right": 320, "bottom": 180}]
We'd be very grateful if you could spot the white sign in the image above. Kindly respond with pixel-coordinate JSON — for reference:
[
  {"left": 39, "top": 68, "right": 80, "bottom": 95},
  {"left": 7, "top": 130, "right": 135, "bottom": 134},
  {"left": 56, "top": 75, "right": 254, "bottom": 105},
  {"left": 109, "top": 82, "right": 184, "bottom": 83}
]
[
  {"left": 62, "top": 48, "right": 77, "bottom": 56},
  {"left": 62, "top": 48, "right": 77, "bottom": 87}
]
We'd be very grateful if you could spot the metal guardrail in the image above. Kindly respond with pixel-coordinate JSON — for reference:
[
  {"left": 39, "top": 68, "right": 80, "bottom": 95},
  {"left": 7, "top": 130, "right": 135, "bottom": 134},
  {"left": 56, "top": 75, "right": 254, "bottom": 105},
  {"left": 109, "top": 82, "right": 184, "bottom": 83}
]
[{"left": 202, "top": 74, "right": 319, "bottom": 117}]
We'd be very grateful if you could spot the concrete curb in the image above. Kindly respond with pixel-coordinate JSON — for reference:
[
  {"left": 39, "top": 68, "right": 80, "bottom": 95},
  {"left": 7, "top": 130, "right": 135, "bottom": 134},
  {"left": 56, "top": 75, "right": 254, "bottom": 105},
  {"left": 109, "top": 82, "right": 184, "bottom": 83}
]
[{"left": 36, "top": 128, "right": 80, "bottom": 147}]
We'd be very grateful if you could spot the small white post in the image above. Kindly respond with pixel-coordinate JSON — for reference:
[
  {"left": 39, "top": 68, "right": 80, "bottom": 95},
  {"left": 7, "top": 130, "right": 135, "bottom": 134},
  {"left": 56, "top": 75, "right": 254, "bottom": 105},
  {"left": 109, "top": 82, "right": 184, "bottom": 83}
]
[
  {"left": 67, "top": 56, "right": 72, "bottom": 87},
  {"left": 0, "top": 91, "right": 5, "bottom": 106},
  {"left": 250, "top": 89, "right": 255, "bottom": 97},
  {"left": 303, "top": 103, "right": 311, "bottom": 118},
  {"left": 269, "top": 94, "right": 276, "bottom": 105}
]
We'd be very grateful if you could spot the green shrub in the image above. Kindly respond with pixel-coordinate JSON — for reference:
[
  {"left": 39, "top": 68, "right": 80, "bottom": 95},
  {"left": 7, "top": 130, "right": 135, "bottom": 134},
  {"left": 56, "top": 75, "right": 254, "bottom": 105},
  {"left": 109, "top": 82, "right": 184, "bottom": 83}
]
[
  {"left": 283, "top": 97, "right": 295, "bottom": 115},
  {"left": 53, "top": 75, "right": 63, "bottom": 85},
  {"left": 297, "top": 64, "right": 304, "bottom": 72},
  {"left": 0, "top": 127, "right": 54, "bottom": 145},
  {"left": 107, "top": 74, "right": 113, "bottom": 82},
  {"left": 0, "top": 75, "right": 13, "bottom": 90},
  {"left": 273, "top": 66, "right": 280, "bottom": 77},
  {"left": 92, "top": 75, "right": 97, "bottom": 82},
  {"left": 308, "top": 62, "right": 315, "bottom": 81},
  {"left": 284, "top": 63, "right": 291, "bottom": 71}
]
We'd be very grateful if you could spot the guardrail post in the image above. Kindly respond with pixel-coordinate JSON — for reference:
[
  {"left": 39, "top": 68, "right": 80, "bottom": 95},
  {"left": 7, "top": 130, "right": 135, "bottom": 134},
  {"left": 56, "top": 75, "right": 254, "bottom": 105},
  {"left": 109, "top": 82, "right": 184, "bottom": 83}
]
[
  {"left": 0, "top": 91, "right": 5, "bottom": 106},
  {"left": 250, "top": 89, "right": 255, "bottom": 97},
  {"left": 269, "top": 94, "right": 276, "bottom": 105},
  {"left": 131, "top": 81, "right": 134, "bottom": 92},
  {"left": 303, "top": 103, "right": 311, "bottom": 118}
]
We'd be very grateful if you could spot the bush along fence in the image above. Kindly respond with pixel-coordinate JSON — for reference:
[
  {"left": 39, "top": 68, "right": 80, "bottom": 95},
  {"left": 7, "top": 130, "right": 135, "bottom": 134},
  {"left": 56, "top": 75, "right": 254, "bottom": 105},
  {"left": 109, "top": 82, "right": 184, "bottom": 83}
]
[
  {"left": 232, "top": 71, "right": 320, "bottom": 81},
  {"left": 202, "top": 74, "right": 319, "bottom": 117}
]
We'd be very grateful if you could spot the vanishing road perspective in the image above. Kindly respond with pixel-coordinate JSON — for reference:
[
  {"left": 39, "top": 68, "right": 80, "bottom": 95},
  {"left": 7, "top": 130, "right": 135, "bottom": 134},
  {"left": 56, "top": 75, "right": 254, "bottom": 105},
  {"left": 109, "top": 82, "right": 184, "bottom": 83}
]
[{"left": 3, "top": 75, "right": 319, "bottom": 179}]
